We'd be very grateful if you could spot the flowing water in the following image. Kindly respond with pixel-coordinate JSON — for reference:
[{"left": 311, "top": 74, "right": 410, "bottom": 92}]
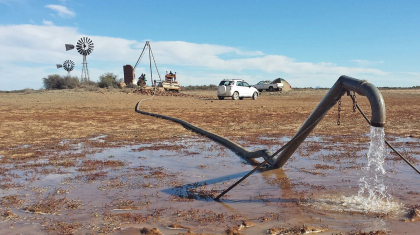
[
  {"left": 306, "top": 127, "right": 404, "bottom": 216},
  {"left": 350, "top": 126, "right": 402, "bottom": 214}
]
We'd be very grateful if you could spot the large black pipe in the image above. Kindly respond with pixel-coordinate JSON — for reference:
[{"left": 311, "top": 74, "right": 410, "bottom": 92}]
[{"left": 272, "top": 75, "right": 386, "bottom": 168}]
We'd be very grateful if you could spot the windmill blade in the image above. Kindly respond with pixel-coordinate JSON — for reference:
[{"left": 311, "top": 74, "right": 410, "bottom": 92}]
[
  {"left": 65, "top": 44, "right": 75, "bottom": 51},
  {"left": 76, "top": 37, "right": 94, "bottom": 56},
  {"left": 76, "top": 37, "right": 84, "bottom": 55},
  {"left": 56, "top": 64, "right": 63, "bottom": 69},
  {"left": 86, "top": 37, "right": 94, "bottom": 55},
  {"left": 63, "top": 60, "right": 75, "bottom": 72}
]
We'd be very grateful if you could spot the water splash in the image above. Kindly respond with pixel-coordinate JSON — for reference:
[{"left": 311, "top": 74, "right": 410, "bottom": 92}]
[
  {"left": 340, "top": 126, "right": 402, "bottom": 215},
  {"left": 306, "top": 126, "right": 403, "bottom": 215},
  {"left": 354, "top": 127, "right": 389, "bottom": 207}
]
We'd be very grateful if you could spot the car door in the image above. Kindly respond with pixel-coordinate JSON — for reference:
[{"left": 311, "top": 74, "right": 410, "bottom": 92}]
[
  {"left": 242, "top": 82, "right": 252, "bottom": 96},
  {"left": 255, "top": 81, "right": 263, "bottom": 90},
  {"left": 235, "top": 81, "right": 245, "bottom": 96}
]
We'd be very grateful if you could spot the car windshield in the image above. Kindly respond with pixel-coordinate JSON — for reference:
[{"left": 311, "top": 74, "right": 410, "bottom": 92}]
[{"left": 243, "top": 82, "right": 249, "bottom": 87}]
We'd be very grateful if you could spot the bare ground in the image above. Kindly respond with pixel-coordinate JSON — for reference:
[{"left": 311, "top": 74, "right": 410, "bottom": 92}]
[
  {"left": 1, "top": 88, "right": 419, "bottom": 158},
  {"left": 0, "top": 88, "right": 419, "bottom": 234}
]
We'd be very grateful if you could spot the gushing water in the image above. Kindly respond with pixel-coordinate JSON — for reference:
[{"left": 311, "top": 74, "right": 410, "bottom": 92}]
[
  {"left": 307, "top": 126, "right": 403, "bottom": 215},
  {"left": 339, "top": 126, "right": 402, "bottom": 214},
  {"left": 354, "top": 126, "right": 391, "bottom": 211},
  {"left": 328, "top": 127, "right": 396, "bottom": 216}
]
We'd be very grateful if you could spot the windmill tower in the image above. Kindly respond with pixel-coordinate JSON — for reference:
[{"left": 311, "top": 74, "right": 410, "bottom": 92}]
[
  {"left": 56, "top": 60, "right": 75, "bottom": 76},
  {"left": 76, "top": 37, "right": 94, "bottom": 82}
]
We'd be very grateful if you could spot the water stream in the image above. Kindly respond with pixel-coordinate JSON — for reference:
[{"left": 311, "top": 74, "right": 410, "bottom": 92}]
[
  {"left": 352, "top": 126, "right": 397, "bottom": 212},
  {"left": 307, "top": 126, "right": 404, "bottom": 216}
]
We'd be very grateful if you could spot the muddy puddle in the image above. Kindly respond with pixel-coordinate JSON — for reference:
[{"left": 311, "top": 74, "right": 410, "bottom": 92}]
[{"left": 0, "top": 133, "right": 419, "bottom": 234}]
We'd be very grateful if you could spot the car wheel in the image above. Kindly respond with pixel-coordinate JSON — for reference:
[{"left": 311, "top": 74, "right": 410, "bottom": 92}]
[
  {"left": 239, "top": 97, "right": 244, "bottom": 100},
  {"left": 269, "top": 87, "right": 274, "bottom": 92},
  {"left": 252, "top": 92, "right": 258, "bottom": 100},
  {"left": 232, "top": 92, "right": 239, "bottom": 100},
  {"left": 258, "top": 89, "right": 263, "bottom": 92},
  {"left": 218, "top": 96, "right": 225, "bottom": 100}
]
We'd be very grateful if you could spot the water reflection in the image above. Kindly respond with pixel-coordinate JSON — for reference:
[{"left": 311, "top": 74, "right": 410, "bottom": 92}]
[{"left": 1, "top": 134, "right": 418, "bottom": 234}]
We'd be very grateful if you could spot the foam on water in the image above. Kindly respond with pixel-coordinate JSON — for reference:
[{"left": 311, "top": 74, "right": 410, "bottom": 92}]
[{"left": 307, "top": 126, "right": 403, "bottom": 215}]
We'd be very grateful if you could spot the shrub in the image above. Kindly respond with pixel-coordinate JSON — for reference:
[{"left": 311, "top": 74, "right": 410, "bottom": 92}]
[
  {"left": 62, "top": 76, "right": 80, "bottom": 89},
  {"left": 43, "top": 74, "right": 80, "bottom": 90},
  {"left": 43, "top": 74, "right": 60, "bottom": 90},
  {"left": 98, "top": 73, "right": 119, "bottom": 88},
  {"left": 126, "top": 84, "right": 139, "bottom": 89},
  {"left": 182, "top": 84, "right": 217, "bottom": 91},
  {"left": 80, "top": 80, "right": 98, "bottom": 87},
  {"left": 23, "top": 88, "right": 36, "bottom": 94}
]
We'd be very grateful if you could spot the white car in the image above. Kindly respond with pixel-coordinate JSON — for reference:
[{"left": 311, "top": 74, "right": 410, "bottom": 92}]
[{"left": 217, "top": 79, "right": 259, "bottom": 100}]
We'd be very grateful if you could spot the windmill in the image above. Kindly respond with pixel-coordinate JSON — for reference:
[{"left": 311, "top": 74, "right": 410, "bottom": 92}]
[
  {"left": 56, "top": 60, "right": 75, "bottom": 76},
  {"left": 74, "top": 37, "right": 94, "bottom": 82}
]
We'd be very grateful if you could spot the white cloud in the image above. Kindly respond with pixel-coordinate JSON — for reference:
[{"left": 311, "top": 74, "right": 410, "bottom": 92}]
[
  {"left": 351, "top": 59, "right": 384, "bottom": 66},
  {"left": 45, "top": 4, "right": 75, "bottom": 18},
  {"left": 0, "top": 24, "right": 414, "bottom": 91},
  {"left": 43, "top": 20, "right": 54, "bottom": 26}
]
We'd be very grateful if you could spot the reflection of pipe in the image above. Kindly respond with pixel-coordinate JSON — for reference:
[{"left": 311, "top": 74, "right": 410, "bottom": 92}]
[{"left": 272, "top": 75, "right": 386, "bottom": 168}]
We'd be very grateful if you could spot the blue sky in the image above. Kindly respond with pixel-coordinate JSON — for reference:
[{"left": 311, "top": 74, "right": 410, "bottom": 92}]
[{"left": 0, "top": 0, "right": 419, "bottom": 90}]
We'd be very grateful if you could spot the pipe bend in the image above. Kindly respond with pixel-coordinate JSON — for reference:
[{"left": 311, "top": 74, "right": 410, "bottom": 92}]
[
  {"left": 339, "top": 75, "right": 385, "bottom": 127},
  {"left": 360, "top": 82, "right": 386, "bottom": 127}
]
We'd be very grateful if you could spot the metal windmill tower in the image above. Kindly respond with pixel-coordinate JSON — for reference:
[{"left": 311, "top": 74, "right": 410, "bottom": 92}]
[
  {"left": 76, "top": 37, "right": 94, "bottom": 82},
  {"left": 56, "top": 60, "right": 75, "bottom": 76}
]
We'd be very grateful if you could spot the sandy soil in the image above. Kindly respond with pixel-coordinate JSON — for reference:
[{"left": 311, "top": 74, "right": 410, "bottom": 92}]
[{"left": 0, "top": 87, "right": 419, "bottom": 234}]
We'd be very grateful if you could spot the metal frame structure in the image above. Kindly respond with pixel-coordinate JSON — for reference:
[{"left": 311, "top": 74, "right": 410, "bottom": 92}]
[{"left": 133, "top": 41, "right": 162, "bottom": 86}]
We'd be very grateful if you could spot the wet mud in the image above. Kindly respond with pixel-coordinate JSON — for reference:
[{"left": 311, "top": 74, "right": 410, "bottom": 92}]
[{"left": 0, "top": 133, "right": 419, "bottom": 234}]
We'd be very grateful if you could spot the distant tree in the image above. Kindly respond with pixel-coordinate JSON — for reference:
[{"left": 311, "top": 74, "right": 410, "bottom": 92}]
[
  {"left": 98, "top": 73, "right": 119, "bottom": 88},
  {"left": 43, "top": 74, "right": 80, "bottom": 90},
  {"left": 181, "top": 84, "right": 217, "bottom": 91},
  {"left": 61, "top": 76, "right": 80, "bottom": 89},
  {"left": 43, "top": 74, "right": 61, "bottom": 90}
]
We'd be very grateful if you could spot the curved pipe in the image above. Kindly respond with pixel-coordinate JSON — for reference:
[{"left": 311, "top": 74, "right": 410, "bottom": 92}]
[
  {"left": 135, "top": 102, "right": 273, "bottom": 166},
  {"left": 272, "top": 75, "right": 385, "bottom": 168},
  {"left": 339, "top": 77, "right": 385, "bottom": 127},
  {"left": 134, "top": 76, "right": 385, "bottom": 170}
]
